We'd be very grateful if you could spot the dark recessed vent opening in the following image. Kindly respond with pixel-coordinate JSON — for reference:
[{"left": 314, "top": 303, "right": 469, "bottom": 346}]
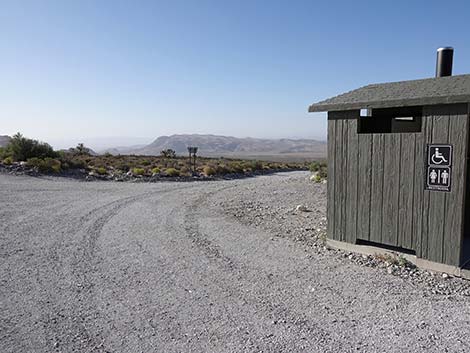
[
  {"left": 355, "top": 239, "right": 417, "bottom": 256},
  {"left": 358, "top": 106, "right": 422, "bottom": 134}
]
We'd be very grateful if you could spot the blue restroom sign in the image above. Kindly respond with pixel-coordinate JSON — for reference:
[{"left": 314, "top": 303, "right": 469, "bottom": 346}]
[{"left": 426, "top": 144, "right": 452, "bottom": 192}]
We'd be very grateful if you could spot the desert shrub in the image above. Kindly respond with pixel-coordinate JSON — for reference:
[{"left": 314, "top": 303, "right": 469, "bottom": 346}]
[
  {"left": 8, "top": 133, "right": 57, "bottom": 161},
  {"left": 203, "top": 165, "right": 216, "bottom": 176},
  {"left": 26, "top": 157, "right": 61, "bottom": 173},
  {"left": 96, "top": 167, "right": 107, "bottom": 175},
  {"left": 165, "top": 167, "right": 180, "bottom": 177},
  {"left": 180, "top": 166, "right": 189, "bottom": 174},
  {"left": 26, "top": 157, "right": 43, "bottom": 169},
  {"left": 249, "top": 160, "right": 263, "bottom": 171},
  {"left": 227, "top": 162, "right": 243, "bottom": 173},
  {"left": 309, "top": 161, "right": 327, "bottom": 173},
  {"left": 151, "top": 167, "right": 161, "bottom": 174},
  {"left": 3, "top": 156, "right": 13, "bottom": 165},
  {"left": 141, "top": 159, "right": 150, "bottom": 166},
  {"left": 309, "top": 161, "right": 327, "bottom": 179},
  {"left": 45, "top": 158, "right": 61, "bottom": 173},
  {"left": 132, "top": 167, "right": 145, "bottom": 176},
  {"left": 243, "top": 167, "right": 253, "bottom": 173},
  {"left": 68, "top": 159, "right": 87, "bottom": 169},
  {"left": 215, "top": 164, "right": 229, "bottom": 174},
  {"left": 317, "top": 168, "right": 327, "bottom": 179},
  {"left": 0, "top": 147, "right": 7, "bottom": 160},
  {"left": 311, "top": 173, "right": 322, "bottom": 183},
  {"left": 160, "top": 149, "right": 176, "bottom": 158},
  {"left": 114, "top": 162, "right": 130, "bottom": 171}
]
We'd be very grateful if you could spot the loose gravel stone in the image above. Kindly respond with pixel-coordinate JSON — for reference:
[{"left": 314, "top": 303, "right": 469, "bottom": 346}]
[{"left": 1, "top": 171, "right": 469, "bottom": 353}]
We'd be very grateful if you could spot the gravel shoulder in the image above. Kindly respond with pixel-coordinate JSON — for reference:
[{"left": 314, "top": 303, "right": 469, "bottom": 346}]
[{"left": 1, "top": 172, "right": 469, "bottom": 352}]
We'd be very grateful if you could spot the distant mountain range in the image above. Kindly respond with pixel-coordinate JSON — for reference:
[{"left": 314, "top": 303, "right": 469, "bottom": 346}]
[
  {"left": 0, "top": 135, "right": 11, "bottom": 147},
  {"left": 101, "top": 134, "right": 326, "bottom": 161},
  {"left": 0, "top": 133, "right": 326, "bottom": 161}
]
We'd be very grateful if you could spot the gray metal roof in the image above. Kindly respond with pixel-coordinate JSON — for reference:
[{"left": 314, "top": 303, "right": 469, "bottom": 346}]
[{"left": 308, "top": 74, "right": 470, "bottom": 112}]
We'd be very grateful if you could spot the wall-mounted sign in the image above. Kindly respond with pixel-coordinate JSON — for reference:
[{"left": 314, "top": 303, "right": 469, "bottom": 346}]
[{"left": 426, "top": 144, "right": 452, "bottom": 192}]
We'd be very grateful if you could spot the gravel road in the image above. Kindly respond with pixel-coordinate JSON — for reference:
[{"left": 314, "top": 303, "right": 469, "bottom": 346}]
[{"left": 1, "top": 171, "right": 469, "bottom": 352}]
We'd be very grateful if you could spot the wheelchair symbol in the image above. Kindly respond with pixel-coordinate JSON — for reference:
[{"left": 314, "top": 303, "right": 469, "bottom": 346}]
[{"left": 431, "top": 148, "right": 448, "bottom": 165}]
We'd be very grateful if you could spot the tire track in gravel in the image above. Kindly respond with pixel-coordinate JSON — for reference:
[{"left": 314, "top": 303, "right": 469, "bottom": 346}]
[
  {"left": 182, "top": 185, "right": 243, "bottom": 272},
  {"left": 172, "top": 184, "right": 336, "bottom": 350},
  {"left": 40, "top": 185, "right": 196, "bottom": 352}
]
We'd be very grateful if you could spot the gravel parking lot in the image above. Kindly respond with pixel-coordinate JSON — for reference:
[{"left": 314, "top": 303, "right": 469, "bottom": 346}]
[{"left": 1, "top": 171, "right": 469, "bottom": 352}]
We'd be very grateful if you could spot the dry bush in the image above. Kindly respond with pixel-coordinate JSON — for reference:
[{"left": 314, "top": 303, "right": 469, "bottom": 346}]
[{"left": 203, "top": 165, "right": 216, "bottom": 176}]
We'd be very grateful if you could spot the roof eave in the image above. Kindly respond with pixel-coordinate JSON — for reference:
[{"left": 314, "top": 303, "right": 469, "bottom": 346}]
[{"left": 308, "top": 94, "right": 470, "bottom": 113}]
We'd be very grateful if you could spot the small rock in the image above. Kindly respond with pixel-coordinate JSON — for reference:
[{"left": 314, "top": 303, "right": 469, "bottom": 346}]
[
  {"left": 296, "top": 205, "right": 308, "bottom": 212},
  {"left": 442, "top": 273, "right": 449, "bottom": 279}
]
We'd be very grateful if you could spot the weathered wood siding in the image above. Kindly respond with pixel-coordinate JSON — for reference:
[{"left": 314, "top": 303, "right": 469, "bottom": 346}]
[
  {"left": 327, "top": 104, "right": 469, "bottom": 266},
  {"left": 419, "top": 104, "right": 469, "bottom": 266},
  {"left": 327, "top": 111, "right": 359, "bottom": 243}
]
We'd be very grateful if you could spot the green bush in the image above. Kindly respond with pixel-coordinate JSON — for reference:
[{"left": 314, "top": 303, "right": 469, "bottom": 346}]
[
  {"left": 165, "top": 168, "right": 180, "bottom": 177},
  {"left": 3, "top": 156, "right": 13, "bottom": 165},
  {"left": 26, "top": 157, "right": 42, "bottom": 169},
  {"left": 317, "top": 169, "right": 327, "bottom": 179},
  {"left": 45, "top": 158, "right": 61, "bottom": 173},
  {"left": 311, "top": 173, "right": 322, "bottom": 182},
  {"left": 132, "top": 167, "right": 145, "bottom": 176},
  {"left": 227, "top": 162, "right": 243, "bottom": 173},
  {"left": 96, "top": 167, "right": 107, "bottom": 175},
  {"left": 151, "top": 167, "right": 161, "bottom": 174},
  {"left": 8, "top": 133, "right": 57, "bottom": 161},
  {"left": 66, "top": 158, "right": 86, "bottom": 169},
  {"left": 249, "top": 160, "right": 263, "bottom": 171},
  {"left": 0, "top": 147, "right": 9, "bottom": 160},
  {"left": 309, "top": 161, "right": 327, "bottom": 179},
  {"left": 309, "top": 161, "right": 327, "bottom": 172},
  {"left": 141, "top": 159, "right": 150, "bottom": 166},
  {"left": 26, "top": 157, "right": 61, "bottom": 173}
]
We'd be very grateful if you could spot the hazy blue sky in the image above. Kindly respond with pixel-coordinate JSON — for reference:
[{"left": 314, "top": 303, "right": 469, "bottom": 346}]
[{"left": 1, "top": 0, "right": 469, "bottom": 148}]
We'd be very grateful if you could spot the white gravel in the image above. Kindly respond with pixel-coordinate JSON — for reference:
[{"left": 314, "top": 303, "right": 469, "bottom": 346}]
[{"left": 1, "top": 171, "right": 470, "bottom": 352}]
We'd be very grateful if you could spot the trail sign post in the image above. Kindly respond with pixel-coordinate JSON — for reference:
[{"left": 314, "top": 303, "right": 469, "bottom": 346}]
[{"left": 187, "top": 146, "right": 198, "bottom": 173}]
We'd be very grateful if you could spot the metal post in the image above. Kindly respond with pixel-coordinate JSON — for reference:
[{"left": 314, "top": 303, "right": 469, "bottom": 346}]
[
  {"left": 187, "top": 147, "right": 198, "bottom": 174},
  {"left": 193, "top": 147, "right": 198, "bottom": 173}
]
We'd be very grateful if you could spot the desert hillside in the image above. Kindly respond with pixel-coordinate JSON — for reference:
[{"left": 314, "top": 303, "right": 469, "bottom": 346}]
[{"left": 109, "top": 134, "right": 326, "bottom": 161}]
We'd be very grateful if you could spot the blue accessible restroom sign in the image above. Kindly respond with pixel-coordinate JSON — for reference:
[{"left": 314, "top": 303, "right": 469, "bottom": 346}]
[{"left": 426, "top": 144, "right": 452, "bottom": 192}]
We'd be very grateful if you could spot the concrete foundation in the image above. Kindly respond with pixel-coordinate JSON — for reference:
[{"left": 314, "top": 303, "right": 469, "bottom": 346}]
[{"left": 327, "top": 238, "right": 470, "bottom": 280}]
